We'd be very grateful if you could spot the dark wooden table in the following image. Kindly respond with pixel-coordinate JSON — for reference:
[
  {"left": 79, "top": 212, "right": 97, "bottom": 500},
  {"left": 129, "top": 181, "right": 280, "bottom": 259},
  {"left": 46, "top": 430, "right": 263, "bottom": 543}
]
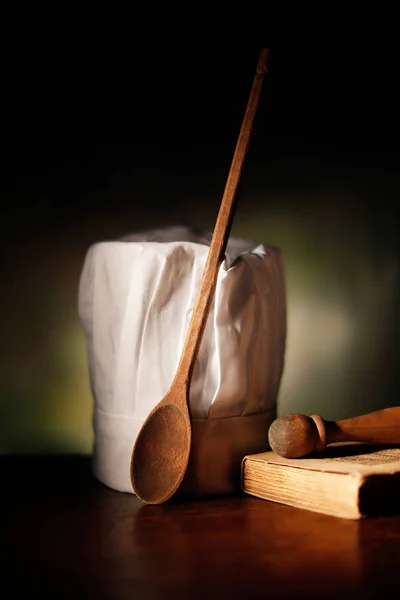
[{"left": 2, "top": 455, "right": 400, "bottom": 599}]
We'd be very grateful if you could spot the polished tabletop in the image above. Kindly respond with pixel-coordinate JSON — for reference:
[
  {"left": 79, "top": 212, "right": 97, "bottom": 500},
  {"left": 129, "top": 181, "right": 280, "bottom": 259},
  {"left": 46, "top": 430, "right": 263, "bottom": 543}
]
[{"left": 2, "top": 455, "right": 400, "bottom": 599}]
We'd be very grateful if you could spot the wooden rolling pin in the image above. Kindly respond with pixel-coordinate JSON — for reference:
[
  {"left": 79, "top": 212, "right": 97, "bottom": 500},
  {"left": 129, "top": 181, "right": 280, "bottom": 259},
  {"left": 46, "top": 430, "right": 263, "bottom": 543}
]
[{"left": 268, "top": 407, "right": 400, "bottom": 458}]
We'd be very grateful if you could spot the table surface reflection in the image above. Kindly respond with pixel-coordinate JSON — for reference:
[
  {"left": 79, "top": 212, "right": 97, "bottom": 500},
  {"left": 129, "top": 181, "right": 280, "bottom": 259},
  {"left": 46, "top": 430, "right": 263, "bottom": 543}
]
[{"left": 2, "top": 455, "right": 400, "bottom": 599}]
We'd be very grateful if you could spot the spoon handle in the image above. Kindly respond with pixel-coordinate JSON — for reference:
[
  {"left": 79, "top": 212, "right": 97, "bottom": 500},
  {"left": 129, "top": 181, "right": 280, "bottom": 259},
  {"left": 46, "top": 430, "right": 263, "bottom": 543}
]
[
  {"left": 268, "top": 407, "right": 400, "bottom": 458},
  {"left": 173, "top": 48, "right": 269, "bottom": 393}
]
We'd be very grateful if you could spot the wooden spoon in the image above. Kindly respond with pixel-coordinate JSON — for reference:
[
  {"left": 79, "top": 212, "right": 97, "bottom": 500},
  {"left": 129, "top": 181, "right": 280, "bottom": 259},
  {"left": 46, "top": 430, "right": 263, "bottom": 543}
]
[
  {"left": 130, "top": 48, "right": 269, "bottom": 504},
  {"left": 268, "top": 407, "right": 400, "bottom": 458}
]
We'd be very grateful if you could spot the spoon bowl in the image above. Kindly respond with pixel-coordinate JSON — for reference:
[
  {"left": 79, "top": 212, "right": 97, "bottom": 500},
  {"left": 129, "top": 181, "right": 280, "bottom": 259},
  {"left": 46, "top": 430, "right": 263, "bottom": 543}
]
[{"left": 131, "top": 397, "right": 191, "bottom": 504}]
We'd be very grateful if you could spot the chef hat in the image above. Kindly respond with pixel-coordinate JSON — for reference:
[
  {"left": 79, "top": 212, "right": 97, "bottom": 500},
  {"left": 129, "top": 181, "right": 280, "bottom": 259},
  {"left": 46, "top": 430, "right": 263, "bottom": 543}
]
[{"left": 78, "top": 226, "right": 286, "bottom": 497}]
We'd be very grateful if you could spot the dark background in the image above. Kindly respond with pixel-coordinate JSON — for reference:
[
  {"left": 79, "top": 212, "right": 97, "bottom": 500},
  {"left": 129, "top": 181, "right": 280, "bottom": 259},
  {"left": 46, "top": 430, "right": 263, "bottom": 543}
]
[{"left": 1, "top": 19, "right": 399, "bottom": 453}]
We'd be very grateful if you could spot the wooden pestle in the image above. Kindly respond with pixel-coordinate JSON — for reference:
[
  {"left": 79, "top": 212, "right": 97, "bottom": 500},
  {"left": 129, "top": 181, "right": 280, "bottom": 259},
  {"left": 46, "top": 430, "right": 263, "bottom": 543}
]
[{"left": 268, "top": 407, "right": 400, "bottom": 458}]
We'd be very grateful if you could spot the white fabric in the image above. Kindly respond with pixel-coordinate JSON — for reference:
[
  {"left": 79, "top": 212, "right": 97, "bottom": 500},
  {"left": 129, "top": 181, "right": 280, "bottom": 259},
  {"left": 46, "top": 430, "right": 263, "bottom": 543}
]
[{"left": 78, "top": 227, "right": 286, "bottom": 494}]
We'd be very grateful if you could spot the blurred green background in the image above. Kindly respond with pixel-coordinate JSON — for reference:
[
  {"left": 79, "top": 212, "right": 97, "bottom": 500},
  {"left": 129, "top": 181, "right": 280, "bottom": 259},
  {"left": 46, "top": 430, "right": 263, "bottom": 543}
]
[{"left": 1, "top": 40, "right": 399, "bottom": 454}]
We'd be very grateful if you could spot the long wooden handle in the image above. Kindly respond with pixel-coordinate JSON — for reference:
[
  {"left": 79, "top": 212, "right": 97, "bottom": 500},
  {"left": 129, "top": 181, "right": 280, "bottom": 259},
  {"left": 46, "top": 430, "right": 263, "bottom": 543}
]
[
  {"left": 333, "top": 407, "right": 400, "bottom": 444},
  {"left": 172, "top": 48, "right": 269, "bottom": 390},
  {"left": 268, "top": 407, "right": 400, "bottom": 458}
]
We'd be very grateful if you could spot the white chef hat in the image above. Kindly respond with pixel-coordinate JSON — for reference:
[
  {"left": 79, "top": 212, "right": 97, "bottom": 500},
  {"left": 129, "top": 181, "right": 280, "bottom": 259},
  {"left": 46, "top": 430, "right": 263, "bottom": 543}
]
[{"left": 78, "top": 226, "right": 286, "bottom": 497}]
